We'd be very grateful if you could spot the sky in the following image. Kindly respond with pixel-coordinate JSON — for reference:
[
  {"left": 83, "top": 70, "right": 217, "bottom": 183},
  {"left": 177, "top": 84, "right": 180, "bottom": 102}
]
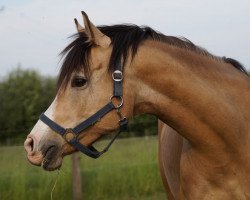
[{"left": 0, "top": 0, "right": 249, "bottom": 78}]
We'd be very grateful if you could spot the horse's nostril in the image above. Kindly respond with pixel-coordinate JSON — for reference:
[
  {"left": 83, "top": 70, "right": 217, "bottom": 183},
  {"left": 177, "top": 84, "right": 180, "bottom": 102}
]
[
  {"left": 30, "top": 139, "right": 34, "bottom": 151},
  {"left": 24, "top": 136, "right": 44, "bottom": 166},
  {"left": 24, "top": 137, "right": 35, "bottom": 154}
]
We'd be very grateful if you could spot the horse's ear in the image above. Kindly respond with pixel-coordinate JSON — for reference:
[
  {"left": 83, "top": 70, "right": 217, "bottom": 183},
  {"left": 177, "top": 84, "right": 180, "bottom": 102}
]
[
  {"left": 74, "top": 18, "right": 84, "bottom": 33},
  {"left": 81, "top": 11, "right": 111, "bottom": 48}
]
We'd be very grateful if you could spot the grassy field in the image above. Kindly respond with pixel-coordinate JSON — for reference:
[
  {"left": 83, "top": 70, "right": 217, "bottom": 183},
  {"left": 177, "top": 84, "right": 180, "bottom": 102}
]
[{"left": 0, "top": 136, "right": 166, "bottom": 200}]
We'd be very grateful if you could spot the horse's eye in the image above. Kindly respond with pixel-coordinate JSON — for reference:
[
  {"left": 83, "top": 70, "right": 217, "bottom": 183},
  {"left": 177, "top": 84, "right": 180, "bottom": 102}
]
[{"left": 71, "top": 77, "right": 87, "bottom": 87}]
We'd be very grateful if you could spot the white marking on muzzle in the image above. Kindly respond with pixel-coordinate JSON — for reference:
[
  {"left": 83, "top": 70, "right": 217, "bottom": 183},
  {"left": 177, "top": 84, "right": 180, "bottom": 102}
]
[{"left": 29, "top": 97, "right": 57, "bottom": 151}]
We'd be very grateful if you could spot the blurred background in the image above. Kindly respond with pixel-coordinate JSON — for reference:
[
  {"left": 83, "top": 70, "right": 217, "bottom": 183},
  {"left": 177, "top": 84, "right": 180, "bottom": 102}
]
[{"left": 0, "top": 0, "right": 249, "bottom": 199}]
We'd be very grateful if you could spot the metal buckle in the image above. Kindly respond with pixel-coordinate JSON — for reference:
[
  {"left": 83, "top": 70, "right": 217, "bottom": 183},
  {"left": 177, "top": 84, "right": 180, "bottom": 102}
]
[
  {"left": 110, "top": 95, "right": 123, "bottom": 108},
  {"left": 64, "top": 128, "right": 77, "bottom": 142},
  {"left": 112, "top": 70, "right": 123, "bottom": 81}
]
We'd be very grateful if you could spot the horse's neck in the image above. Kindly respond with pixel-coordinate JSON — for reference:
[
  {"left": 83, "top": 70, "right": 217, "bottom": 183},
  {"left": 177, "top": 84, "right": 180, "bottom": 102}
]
[{"left": 130, "top": 40, "right": 250, "bottom": 151}]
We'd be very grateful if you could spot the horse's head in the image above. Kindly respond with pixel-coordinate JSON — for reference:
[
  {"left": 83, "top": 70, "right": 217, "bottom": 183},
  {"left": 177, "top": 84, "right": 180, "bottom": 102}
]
[{"left": 24, "top": 12, "right": 135, "bottom": 170}]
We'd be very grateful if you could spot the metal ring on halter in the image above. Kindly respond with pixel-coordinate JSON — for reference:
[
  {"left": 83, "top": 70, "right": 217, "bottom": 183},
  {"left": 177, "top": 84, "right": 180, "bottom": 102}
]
[
  {"left": 64, "top": 128, "right": 77, "bottom": 142},
  {"left": 110, "top": 95, "right": 123, "bottom": 108}
]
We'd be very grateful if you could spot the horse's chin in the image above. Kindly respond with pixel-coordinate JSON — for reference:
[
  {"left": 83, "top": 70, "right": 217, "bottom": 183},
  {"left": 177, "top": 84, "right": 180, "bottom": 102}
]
[
  {"left": 26, "top": 151, "right": 63, "bottom": 171},
  {"left": 41, "top": 156, "right": 62, "bottom": 171},
  {"left": 41, "top": 145, "right": 63, "bottom": 171}
]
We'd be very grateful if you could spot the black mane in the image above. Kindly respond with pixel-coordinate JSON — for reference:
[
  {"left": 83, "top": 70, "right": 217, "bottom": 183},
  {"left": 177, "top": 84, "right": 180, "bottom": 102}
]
[{"left": 58, "top": 24, "right": 247, "bottom": 89}]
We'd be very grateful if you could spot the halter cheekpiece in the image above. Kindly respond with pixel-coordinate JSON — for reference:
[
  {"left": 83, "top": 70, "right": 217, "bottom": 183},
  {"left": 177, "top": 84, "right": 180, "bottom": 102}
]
[{"left": 39, "top": 60, "right": 128, "bottom": 159}]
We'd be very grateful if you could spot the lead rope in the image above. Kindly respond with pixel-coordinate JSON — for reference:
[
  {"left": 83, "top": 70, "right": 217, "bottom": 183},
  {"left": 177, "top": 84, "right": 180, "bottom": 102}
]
[{"left": 50, "top": 170, "right": 60, "bottom": 200}]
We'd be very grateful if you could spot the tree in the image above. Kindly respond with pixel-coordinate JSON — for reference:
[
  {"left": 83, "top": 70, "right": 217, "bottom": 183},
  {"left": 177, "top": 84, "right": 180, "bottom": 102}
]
[{"left": 0, "top": 68, "right": 56, "bottom": 142}]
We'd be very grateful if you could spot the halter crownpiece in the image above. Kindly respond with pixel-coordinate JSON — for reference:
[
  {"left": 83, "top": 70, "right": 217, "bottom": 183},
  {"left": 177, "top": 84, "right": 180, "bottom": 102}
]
[{"left": 39, "top": 60, "right": 128, "bottom": 159}]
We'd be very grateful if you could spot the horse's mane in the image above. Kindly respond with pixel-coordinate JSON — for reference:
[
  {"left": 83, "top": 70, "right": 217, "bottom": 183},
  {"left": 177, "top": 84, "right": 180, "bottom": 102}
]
[{"left": 58, "top": 24, "right": 248, "bottom": 89}]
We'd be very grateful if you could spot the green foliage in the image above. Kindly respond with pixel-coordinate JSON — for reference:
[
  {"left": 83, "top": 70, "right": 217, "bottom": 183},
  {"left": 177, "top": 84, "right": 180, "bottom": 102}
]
[
  {"left": 0, "top": 68, "right": 56, "bottom": 142},
  {"left": 0, "top": 137, "right": 166, "bottom": 200},
  {"left": 125, "top": 114, "right": 157, "bottom": 137}
]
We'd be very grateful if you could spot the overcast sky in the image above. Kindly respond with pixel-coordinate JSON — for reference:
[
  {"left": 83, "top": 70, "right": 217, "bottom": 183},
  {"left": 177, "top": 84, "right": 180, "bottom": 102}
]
[{"left": 0, "top": 0, "right": 249, "bottom": 77}]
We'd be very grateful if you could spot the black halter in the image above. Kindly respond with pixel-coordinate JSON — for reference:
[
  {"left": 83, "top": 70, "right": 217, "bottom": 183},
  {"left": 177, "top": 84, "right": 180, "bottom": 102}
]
[{"left": 39, "top": 61, "right": 128, "bottom": 159}]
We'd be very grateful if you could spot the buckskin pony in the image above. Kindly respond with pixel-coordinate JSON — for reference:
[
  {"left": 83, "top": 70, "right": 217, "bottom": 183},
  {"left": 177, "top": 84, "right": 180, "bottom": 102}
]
[{"left": 24, "top": 12, "right": 250, "bottom": 199}]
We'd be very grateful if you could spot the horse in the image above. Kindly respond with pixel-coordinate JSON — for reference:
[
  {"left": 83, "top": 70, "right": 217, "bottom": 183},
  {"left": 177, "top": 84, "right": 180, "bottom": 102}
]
[{"left": 24, "top": 12, "right": 250, "bottom": 199}]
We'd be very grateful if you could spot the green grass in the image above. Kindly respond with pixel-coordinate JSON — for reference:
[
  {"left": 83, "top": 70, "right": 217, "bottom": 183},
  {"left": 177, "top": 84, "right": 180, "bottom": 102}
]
[{"left": 0, "top": 136, "right": 166, "bottom": 200}]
